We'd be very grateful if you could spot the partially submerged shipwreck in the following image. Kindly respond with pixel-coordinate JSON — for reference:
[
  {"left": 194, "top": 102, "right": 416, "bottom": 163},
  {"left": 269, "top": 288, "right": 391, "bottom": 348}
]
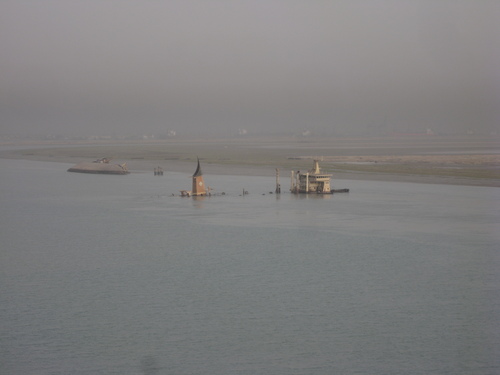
[
  {"left": 180, "top": 158, "right": 211, "bottom": 197},
  {"left": 178, "top": 158, "right": 346, "bottom": 197},
  {"left": 67, "top": 157, "right": 129, "bottom": 175},
  {"left": 290, "top": 159, "right": 349, "bottom": 194}
]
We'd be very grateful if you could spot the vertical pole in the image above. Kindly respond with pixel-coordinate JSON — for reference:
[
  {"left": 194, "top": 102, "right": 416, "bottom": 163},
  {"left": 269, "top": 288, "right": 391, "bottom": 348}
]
[{"left": 276, "top": 168, "right": 281, "bottom": 194}]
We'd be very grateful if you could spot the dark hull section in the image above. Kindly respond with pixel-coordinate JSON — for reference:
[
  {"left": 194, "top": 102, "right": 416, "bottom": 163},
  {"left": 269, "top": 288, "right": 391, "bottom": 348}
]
[
  {"left": 332, "top": 188, "right": 350, "bottom": 193},
  {"left": 296, "top": 188, "right": 350, "bottom": 194}
]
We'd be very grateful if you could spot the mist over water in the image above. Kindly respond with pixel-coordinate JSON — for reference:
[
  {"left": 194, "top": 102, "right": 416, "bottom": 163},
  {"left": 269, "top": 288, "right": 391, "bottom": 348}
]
[
  {"left": 2, "top": 2, "right": 499, "bottom": 371},
  {"left": 1, "top": 158, "right": 499, "bottom": 374},
  {"left": 1, "top": 1, "right": 499, "bottom": 138}
]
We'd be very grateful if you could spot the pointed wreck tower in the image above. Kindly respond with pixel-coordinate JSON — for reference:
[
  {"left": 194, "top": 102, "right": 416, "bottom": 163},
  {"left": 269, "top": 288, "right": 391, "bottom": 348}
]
[{"left": 191, "top": 158, "right": 208, "bottom": 196}]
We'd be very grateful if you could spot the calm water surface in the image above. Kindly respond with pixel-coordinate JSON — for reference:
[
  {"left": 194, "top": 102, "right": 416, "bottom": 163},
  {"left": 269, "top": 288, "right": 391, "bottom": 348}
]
[{"left": 1, "top": 159, "right": 499, "bottom": 374}]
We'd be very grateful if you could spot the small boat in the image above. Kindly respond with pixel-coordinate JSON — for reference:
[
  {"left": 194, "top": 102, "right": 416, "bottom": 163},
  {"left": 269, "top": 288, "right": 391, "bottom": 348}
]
[{"left": 67, "top": 157, "right": 129, "bottom": 175}]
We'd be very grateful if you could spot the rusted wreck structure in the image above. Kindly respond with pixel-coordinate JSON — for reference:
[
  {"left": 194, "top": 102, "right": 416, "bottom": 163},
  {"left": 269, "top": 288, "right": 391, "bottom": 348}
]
[
  {"left": 180, "top": 158, "right": 210, "bottom": 197},
  {"left": 67, "top": 157, "right": 129, "bottom": 175},
  {"left": 290, "top": 159, "right": 348, "bottom": 194}
]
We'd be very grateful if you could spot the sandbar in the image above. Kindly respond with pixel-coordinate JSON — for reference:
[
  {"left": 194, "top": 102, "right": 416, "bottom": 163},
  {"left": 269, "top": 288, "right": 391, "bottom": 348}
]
[{"left": 1, "top": 135, "right": 499, "bottom": 187}]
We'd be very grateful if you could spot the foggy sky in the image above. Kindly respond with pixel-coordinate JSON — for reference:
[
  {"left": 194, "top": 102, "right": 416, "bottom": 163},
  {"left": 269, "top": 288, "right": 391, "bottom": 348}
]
[{"left": 1, "top": 1, "right": 499, "bottom": 137}]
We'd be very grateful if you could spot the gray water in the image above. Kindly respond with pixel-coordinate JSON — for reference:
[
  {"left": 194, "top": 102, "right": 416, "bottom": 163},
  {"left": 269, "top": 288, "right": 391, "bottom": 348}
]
[{"left": 1, "top": 158, "right": 499, "bottom": 375}]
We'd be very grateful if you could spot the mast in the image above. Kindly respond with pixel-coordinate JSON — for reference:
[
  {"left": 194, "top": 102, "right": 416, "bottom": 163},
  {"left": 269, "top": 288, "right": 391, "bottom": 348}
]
[{"left": 275, "top": 168, "right": 281, "bottom": 194}]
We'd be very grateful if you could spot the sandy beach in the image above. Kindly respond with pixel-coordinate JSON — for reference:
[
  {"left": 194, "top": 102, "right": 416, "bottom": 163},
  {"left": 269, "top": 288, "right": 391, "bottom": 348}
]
[{"left": 1, "top": 135, "right": 499, "bottom": 187}]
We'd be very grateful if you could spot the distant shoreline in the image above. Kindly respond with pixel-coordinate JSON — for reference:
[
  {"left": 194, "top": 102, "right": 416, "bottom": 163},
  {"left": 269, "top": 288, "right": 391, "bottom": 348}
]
[{"left": 1, "top": 136, "right": 499, "bottom": 187}]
